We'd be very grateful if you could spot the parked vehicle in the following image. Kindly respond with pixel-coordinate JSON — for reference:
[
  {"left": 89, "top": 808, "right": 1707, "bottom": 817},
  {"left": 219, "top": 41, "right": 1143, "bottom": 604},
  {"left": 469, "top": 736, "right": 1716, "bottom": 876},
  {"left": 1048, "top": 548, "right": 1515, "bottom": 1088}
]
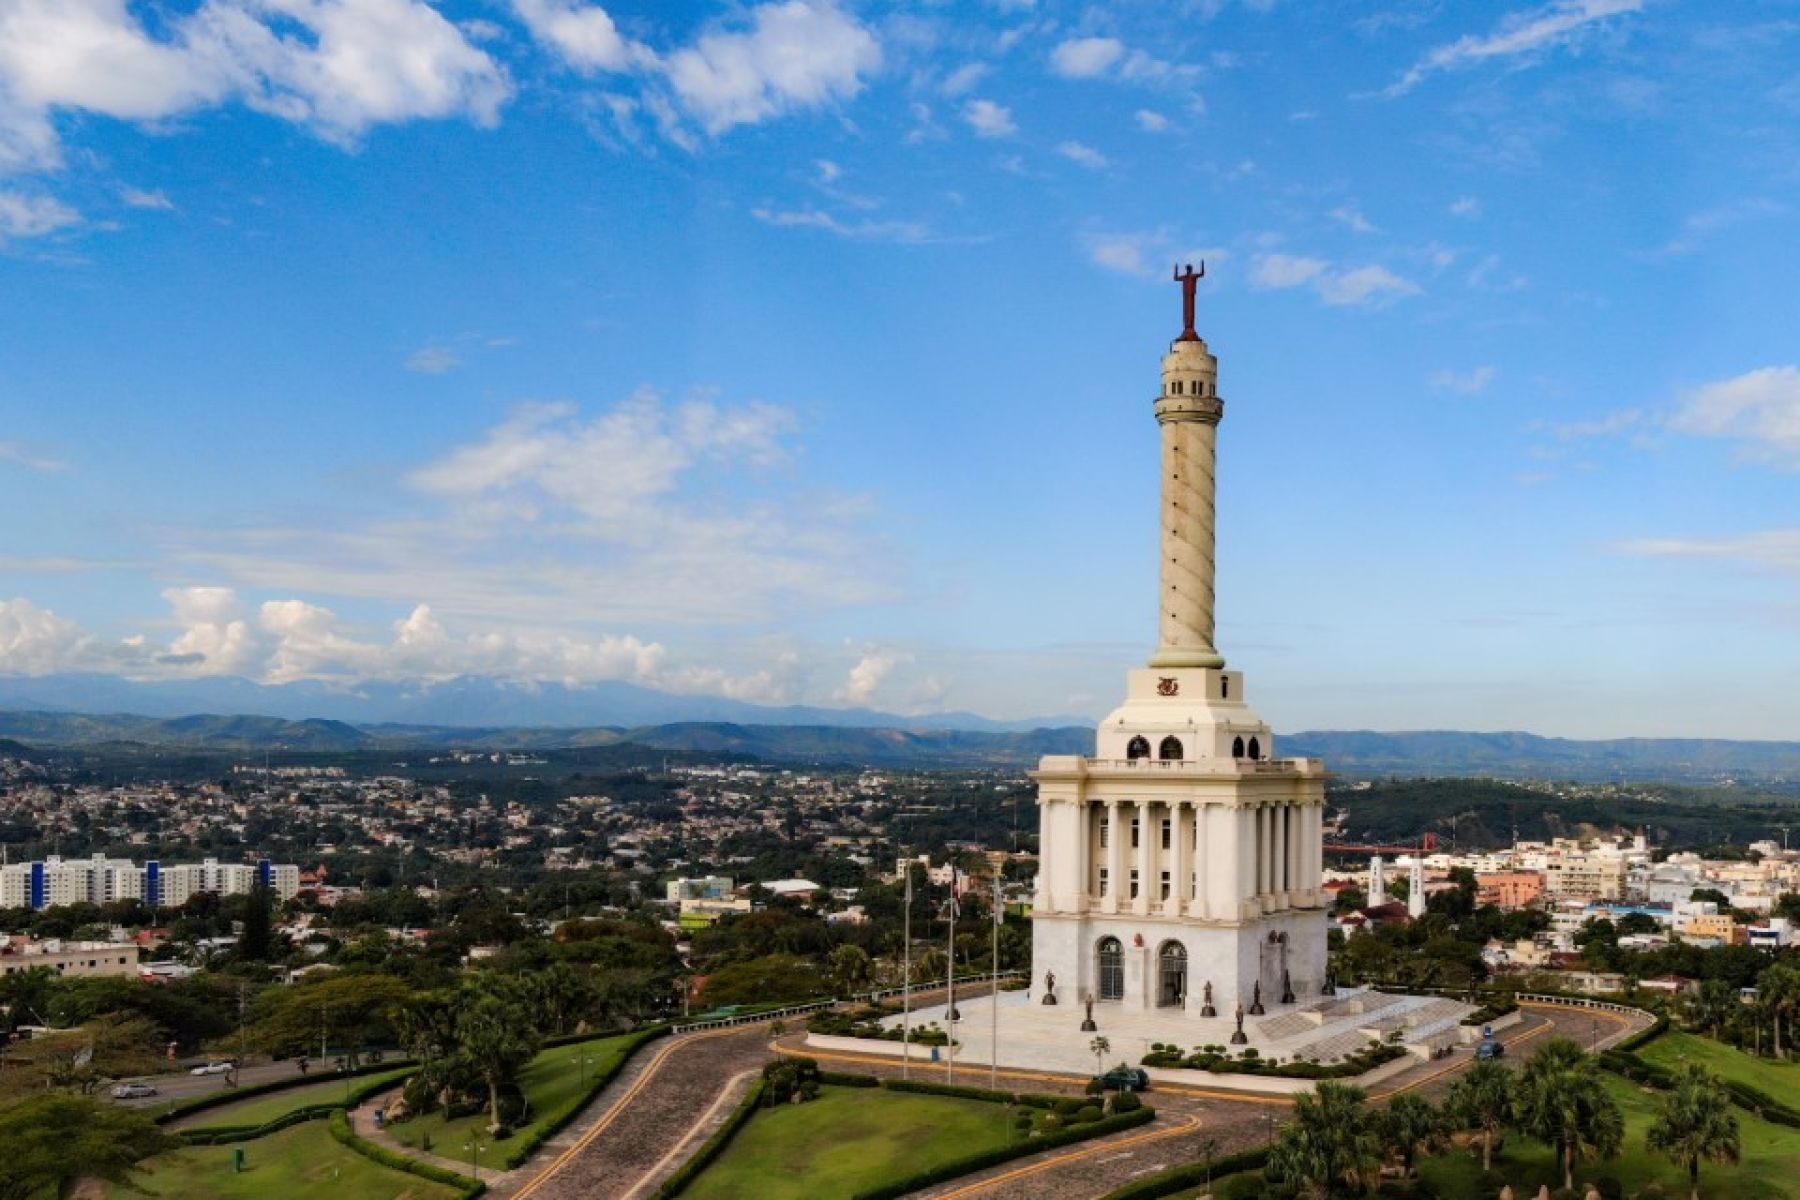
[
  {"left": 1475, "top": 1038, "right": 1505, "bottom": 1061},
  {"left": 111, "top": 1082, "right": 158, "bottom": 1099},
  {"left": 189, "top": 1061, "right": 235, "bottom": 1076},
  {"left": 1093, "top": 1065, "right": 1151, "bottom": 1092}
]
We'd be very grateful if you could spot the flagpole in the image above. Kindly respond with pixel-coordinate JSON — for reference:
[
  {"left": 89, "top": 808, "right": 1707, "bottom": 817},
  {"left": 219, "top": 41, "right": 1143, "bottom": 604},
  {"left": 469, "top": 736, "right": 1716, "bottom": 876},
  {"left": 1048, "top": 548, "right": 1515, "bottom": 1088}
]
[
  {"left": 990, "top": 873, "right": 1001, "bottom": 1091},
  {"left": 901, "top": 857, "right": 912, "bottom": 1080}
]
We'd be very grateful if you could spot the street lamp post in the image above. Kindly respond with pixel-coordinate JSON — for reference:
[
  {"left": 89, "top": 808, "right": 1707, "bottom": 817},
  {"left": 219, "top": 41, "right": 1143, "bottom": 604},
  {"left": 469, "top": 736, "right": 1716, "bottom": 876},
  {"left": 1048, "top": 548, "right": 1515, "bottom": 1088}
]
[{"left": 464, "top": 1138, "right": 486, "bottom": 1182}]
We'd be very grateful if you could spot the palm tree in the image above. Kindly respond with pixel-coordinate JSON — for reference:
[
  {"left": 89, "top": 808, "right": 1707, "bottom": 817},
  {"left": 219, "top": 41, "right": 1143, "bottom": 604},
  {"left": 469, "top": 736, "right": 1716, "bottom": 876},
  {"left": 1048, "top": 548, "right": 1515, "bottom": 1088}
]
[
  {"left": 829, "top": 945, "right": 874, "bottom": 996},
  {"left": 1264, "top": 1081, "right": 1381, "bottom": 1200},
  {"left": 1513, "top": 1037, "right": 1625, "bottom": 1192},
  {"left": 1089, "top": 1035, "right": 1111, "bottom": 1075},
  {"left": 455, "top": 984, "right": 542, "bottom": 1132},
  {"left": 1377, "top": 1092, "right": 1443, "bottom": 1178},
  {"left": 1646, "top": 1063, "right": 1741, "bottom": 1200},
  {"left": 1757, "top": 963, "right": 1800, "bottom": 1059},
  {"left": 1445, "top": 1058, "right": 1514, "bottom": 1172},
  {"left": 1685, "top": 980, "right": 1736, "bottom": 1041}
]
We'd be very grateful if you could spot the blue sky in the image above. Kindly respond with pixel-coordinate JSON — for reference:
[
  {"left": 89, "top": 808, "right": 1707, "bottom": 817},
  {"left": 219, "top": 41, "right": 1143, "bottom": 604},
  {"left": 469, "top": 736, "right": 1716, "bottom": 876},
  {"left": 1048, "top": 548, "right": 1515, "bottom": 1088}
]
[{"left": 1, "top": 0, "right": 1799, "bottom": 737}]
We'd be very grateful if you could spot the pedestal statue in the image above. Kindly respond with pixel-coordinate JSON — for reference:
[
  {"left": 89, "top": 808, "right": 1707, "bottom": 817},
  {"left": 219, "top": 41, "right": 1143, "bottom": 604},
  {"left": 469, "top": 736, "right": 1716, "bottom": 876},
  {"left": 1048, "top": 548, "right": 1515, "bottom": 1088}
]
[
  {"left": 1249, "top": 980, "right": 1265, "bottom": 1016},
  {"left": 1229, "top": 1002, "right": 1248, "bottom": 1045},
  {"left": 1280, "top": 967, "right": 1295, "bottom": 1006},
  {"left": 1042, "top": 970, "right": 1058, "bottom": 1005},
  {"left": 1200, "top": 980, "right": 1217, "bottom": 1018},
  {"left": 1080, "top": 992, "right": 1098, "bottom": 1033}
]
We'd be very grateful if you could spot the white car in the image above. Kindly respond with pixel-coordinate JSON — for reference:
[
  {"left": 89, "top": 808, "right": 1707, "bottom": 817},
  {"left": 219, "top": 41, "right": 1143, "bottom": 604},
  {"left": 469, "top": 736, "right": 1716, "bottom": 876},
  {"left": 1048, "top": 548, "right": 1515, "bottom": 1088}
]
[
  {"left": 189, "top": 1061, "right": 235, "bottom": 1076},
  {"left": 111, "top": 1082, "right": 159, "bottom": 1099}
]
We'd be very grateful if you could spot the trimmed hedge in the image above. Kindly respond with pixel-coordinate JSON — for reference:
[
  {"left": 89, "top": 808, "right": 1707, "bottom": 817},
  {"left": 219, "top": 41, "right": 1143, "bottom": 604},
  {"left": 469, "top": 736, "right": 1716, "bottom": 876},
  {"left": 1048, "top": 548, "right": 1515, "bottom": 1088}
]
[
  {"left": 848, "top": 1104, "right": 1157, "bottom": 1200},
  {"left": 178, "top": 1104, "right": 341, "bottom": 1145},
  {"left": 1612, "top": 1012, "right": 1670, "bottom": 1054},
  {"left": 881, "top": 1078, "right": 1016, "bottom": 1104},
  {"left": 155, "top": 1057, "right": 420, "bottom": 1125},
  {"left": 1100, "top": 1147, "right": 1270, "bottom": 1200},
  {"left": 326, "top": 1109, "right": 485, "bottom": 1199},
  {"left": 652, "top": 1077, "right": 767, "bottom": 1199},
  {"left": 1461, "top": 997, "right": 1520, "bottom": 1026},
  {"left": 499, "top": 1024, "right": 670, "bottom": 1169},
  {"left": 819, "top": 1071, "right": 881, "bottom": 1087}
]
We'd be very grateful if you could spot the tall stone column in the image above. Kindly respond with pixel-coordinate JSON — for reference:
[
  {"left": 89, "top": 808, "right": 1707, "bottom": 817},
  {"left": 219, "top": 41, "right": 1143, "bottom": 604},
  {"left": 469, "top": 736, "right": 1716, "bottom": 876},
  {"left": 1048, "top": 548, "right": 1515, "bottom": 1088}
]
[
  {"left": 1165, "top": 801, "right": 1190, "bottom": 918},
  {"left": 1104, "top": 800, "right": 1126, "bottom": 914},
  {"left": 1148, "top": 338, "right": 1225, "bottom": 670},
  {"left": 1072, "top": 799, "right": 1091, "bottom": 913},
  {"left": 1133, "top": 801, "right": 1154, "bottom": 916}
]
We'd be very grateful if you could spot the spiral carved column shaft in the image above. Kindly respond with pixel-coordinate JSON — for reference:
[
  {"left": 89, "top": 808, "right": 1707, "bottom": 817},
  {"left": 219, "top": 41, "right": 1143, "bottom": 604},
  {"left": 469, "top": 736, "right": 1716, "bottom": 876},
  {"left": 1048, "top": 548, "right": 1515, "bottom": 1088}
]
[{"left": 1149, "top": 362, "right": 1224, "bottom": 669}]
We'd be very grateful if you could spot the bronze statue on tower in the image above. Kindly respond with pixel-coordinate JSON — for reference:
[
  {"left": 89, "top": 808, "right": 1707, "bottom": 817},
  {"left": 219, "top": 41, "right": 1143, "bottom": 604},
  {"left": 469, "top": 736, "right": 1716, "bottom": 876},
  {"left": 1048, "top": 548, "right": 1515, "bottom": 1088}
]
[{"left": 1173, "top": 262, "right": 1205, "bottom": 342}]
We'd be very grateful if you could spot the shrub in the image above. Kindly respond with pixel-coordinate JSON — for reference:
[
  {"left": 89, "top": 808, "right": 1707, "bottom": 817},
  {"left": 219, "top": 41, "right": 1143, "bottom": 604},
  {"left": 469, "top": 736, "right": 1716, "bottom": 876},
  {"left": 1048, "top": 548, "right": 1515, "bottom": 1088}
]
[
  {"left": 1072, "top": 1105, "right": 1104, "bottom": 1124},
  {"left": 1111, "top": 1090, "right": 1142, "bottom": 1115},
  {"left": 1084, "top": 1078, "right": 1105, "bottom": 1095}
]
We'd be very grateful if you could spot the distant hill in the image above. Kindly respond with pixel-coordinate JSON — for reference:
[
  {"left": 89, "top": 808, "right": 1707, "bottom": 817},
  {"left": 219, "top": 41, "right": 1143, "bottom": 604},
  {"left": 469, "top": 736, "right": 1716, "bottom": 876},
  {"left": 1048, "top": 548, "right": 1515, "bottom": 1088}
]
[
  {"left": 0, "top": 672, "right": 1081, "bottom": 733},
  {"left": 1, "top": 705, "right": 1799, "bottom": 780}
]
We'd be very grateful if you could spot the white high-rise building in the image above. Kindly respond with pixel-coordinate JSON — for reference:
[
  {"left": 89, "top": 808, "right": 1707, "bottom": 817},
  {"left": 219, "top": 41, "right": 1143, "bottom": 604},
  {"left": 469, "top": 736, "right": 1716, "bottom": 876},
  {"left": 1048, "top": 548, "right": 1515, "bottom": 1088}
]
[
  {"left": 1030, "top": 268, "right": 1330, "bottom": 1019},
  {"left": 0, "top": 854, "right": 300, "bottom": 911}
]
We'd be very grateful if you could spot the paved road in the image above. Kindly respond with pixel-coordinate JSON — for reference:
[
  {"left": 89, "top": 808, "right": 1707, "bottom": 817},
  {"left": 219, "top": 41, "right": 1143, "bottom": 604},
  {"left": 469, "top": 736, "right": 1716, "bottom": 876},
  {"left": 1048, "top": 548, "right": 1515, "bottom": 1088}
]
[
  {"left": 505, "top": 1023, "right": 777, "bottom": 1200},
  {"left": 110, "top": 1059, "right": 312, "bottom": 1107}
]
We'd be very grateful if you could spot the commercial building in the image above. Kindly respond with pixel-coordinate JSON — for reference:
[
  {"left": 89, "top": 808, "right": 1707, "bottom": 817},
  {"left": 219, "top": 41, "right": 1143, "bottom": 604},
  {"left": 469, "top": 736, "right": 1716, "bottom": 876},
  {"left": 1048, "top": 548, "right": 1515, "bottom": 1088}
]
[{"left": 0, "top": 935, "right": 139, "bottom": 979}]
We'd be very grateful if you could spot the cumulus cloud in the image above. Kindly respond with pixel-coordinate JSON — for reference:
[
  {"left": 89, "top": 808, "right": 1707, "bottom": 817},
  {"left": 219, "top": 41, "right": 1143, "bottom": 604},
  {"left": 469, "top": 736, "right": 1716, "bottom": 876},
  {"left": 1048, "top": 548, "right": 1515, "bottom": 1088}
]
[
  {"left": 1382, "top": 0, "right": 1643, "bottom": 97},
  {"left": 1050, "top": 36, "right": 1123, "bottom": 78},
  {"left": 510, "top": 0, "right": 648, "bottom": 74},
  {"left": 0, "top": 189, "right": 77, "bottom": 238},
  {"left": 1249, "top": 253, "right": 1418, "bottom": 308},
  {"left": 0, "top": 597, "right": 98, "bottom": 674},
  {"left": 0, "top": 0, "right": 511, "bottom": 172},
  {"left": 663, "top": 0, "right": 880, "bottom": 134},
  {"left": 833, "top": 651, "right": 903, "bottom": 706},
  {"left": 1056, "top": 140, "right": 1106, "bottom": 168},
  {"left": 1669, "top": 366, "right": 1800, "bottom": 468},
  {"left": 961, "top": 97, "right": 1014, "bottom": 137}
]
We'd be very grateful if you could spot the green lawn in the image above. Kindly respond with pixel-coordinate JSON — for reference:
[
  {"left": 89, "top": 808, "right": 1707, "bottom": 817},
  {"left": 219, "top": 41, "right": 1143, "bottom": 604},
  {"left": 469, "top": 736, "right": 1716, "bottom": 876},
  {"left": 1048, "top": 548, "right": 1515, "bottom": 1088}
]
[
  {"left": 105, "top": 1119, "right": 459, "bottom": 1200},
  {"left": 175, "top": 1068, "right": 416, "bottom": 1132},
  {"left": 1641, "top": 1028, "right": 1800, "bottom": 1097},
  {"left": 381, "top": 1033, "right": 633, "bottom": 1160},
  {"left": 684, "top": 1085, "right": 1027, "bottom": 1200},
  {"left": 1419, "top": 1075, "right": 1800, "bottom": 1199}
]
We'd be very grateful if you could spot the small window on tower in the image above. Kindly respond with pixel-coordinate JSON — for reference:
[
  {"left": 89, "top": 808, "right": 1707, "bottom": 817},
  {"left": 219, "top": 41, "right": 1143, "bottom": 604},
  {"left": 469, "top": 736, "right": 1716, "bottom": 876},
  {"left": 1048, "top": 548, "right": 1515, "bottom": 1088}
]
[
  {"left": 1221, "top": 676, "right": 1231, "bottom": 699},
  {"left": 1232, "top": 736, "right": 1245, "bottom": 758},
  {"left": 1127, "top": 735, "right": 1151, "bottom": 761},
  {"left": 1172, "top": 379, "right": 1183, "bottom": 394},
  {"left": 1159, "top": 736, "right": 1184, "bottom": 761},
  {"left": 1130, "top": 817, "right": 1141, "bottom": 848},
  {"left": 1248, "top": 736, "right": 1262, "bottom": 760}
]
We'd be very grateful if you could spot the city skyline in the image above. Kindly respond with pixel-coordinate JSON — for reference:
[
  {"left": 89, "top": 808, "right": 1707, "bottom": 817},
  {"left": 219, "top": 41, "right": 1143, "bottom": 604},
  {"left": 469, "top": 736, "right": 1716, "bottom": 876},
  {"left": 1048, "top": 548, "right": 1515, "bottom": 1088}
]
[{"left": 2, "top": 1, "right": 1799, "bottom": 737}]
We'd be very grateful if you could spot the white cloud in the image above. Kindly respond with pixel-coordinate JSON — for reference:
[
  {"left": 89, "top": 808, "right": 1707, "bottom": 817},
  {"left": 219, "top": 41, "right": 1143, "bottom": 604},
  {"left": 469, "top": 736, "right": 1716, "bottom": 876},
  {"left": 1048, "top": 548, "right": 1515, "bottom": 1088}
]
[
  {"left": 961, "top": 97, "right": 1014, "bottom": 137},
  {"left": 1612, "top": 530, "right": 1800, "bottom": 575},
  {"left": 1329, "top": 205, "right": 1376, "bottom": 234},
  {"left": 0, "top": 440, "right": 65, "bottom": 470},
  {"left": 1553, "top": 408, "right": 1639, "bottom": 440},
  {"left": 0, "top": 189, "right": 77, "bottom": 238},
  {"left": 405, "top": 344, "right": 463, "bottom": 374},
  {"left": 1056, "top": 140, "right": 1106, "bottom": 168},
  {"left": 750, "top": 206, "right": 926, "bottom": 243},
  {"left": 663, "top": 0, "right": 880, "bottom": 135},
  {"left": 1449, "top": 195, "right": 1481, "bottom": 217},
  {"left": 1249, "top": 253, "right": 1328, "bottom": 289},
  {"left": 1669, "top": 366, "right": 1800, "bottom": 468},
  {"left": 1430, "top": 365, "right": 1497, "bottom": 394},
  {"left": 1655, "top": 198, "right": 1784, "bottom": 257},
  {"left": 1383, "top": 0, "right": 1643, "bottom": 97},
  {"left": 1134, "top": 108, "right": 1168, "bottom": 131},
  {"left": 120, "top": 186, "right": 174, "bottom": 210},
  {"left": 0, "top": 597, "right": 99, "bottom": 675},
  {"left": 1250, "top": 253, "right": 1419, "bottom": 308},
  {"left": 1316, "top": 265, "right": 1420, "bottom": 307},
  {"left": 510, "top": 0, "right": 647, "bottom": 74},
  {"left": 833, "top": 651, "right": 903, "bottom": 705},
  {"left": 1050, "top": 36, "right": 1123, "bottom": 78},
  {"left": 813, "top": 158, "right": 840, "bottom": 183},
  {"left": 941, "top": 62, "right": 987, "bottom": 96},
  {"left": 0, "top": 0, "right": 511, "bottom": 171},
  {"left": 1083, "top": 232, "right": 1152, "bottom": 276}
]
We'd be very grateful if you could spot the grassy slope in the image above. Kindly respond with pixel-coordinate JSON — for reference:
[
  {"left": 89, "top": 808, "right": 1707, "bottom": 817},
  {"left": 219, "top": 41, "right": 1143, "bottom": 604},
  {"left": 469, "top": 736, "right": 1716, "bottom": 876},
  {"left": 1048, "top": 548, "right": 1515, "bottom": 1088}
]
[
  {"left": 381, "top": 1033, "right": 632, "bottom": 1157},
  {"left": 105, "top": 1120, "right": 458, "bottom": 1200},
  {"left": 175, "top": 1068, "right": 416, "bottom": 1131},
  {"left": 1419, "top": 1075, "right": 1800, "bottom": 1199},
  {"left": 1640, "top": 1028, "right": 1800, "bottom": 1097},
  {"left": 683, "top": 1086, "right": 1023, "bottom": 1200}
]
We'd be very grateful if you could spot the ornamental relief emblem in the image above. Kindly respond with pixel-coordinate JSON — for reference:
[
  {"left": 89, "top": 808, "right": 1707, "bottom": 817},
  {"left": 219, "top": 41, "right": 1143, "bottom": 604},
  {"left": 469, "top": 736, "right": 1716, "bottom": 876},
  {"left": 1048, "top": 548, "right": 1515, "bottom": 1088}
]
[{"left": 1156, "top": 676, "right": 1179, "bottom": 697}]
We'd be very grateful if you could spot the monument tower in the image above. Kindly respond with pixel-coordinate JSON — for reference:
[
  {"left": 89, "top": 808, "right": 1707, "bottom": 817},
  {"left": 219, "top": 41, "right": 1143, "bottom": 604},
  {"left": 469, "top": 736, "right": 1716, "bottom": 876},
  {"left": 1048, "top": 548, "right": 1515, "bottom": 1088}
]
[{"left": 1030, "top": 267, "right": 1329, "bottom": 1017}]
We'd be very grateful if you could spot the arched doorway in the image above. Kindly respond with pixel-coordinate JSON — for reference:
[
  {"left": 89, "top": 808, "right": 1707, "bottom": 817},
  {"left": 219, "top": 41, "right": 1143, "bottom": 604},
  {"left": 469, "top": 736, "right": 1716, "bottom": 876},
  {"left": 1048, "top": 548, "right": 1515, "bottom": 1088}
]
[
  {"left": 1126, "top": 736, "right": 1151, "bottom": 760},
  {"left": 1231, "top": 735, "right": 1245, "bottom": 758},
  {"left": 1096, "top": 937, "right": 1124, "bottom": 1001},
  {"left": 1157, "top": 941, "right": 1187, "bottom": 1007},
  {"left": 1247, "top": 736, "right": 1261, "bottom": 760}
]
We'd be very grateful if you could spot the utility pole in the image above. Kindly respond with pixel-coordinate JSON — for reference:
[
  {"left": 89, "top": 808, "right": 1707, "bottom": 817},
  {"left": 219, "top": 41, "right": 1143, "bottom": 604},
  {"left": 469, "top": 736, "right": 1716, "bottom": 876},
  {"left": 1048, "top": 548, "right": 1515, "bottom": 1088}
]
[
  {"left": 990, "top": 873, "right": 1001, "bottom": 1091},
  {"left": 945, "top": 878, "right": 959, "bottom": 1085}
]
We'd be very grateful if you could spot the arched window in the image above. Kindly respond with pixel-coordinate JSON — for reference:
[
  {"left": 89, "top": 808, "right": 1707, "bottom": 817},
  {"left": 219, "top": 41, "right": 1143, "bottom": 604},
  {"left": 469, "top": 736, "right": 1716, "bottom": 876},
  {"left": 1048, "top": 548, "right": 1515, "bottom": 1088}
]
[
  {"left": 1231, "top": 735, "right": 1245, "bottom": 758},
  {"left": 1096, "top": 937, "right": 1124, "bottom": 1001},
  {"left": 1157, "top": 941, "right": 1187, "bottom": 1007},
  {"left": 1171, "top": 379, "right": 1183, "bottom": 394},
  {"left": 1247, "top": 736, "right": 1262, "bottom": 760},
  {"left": 1126, "top": 736, "right": 1151, "bottom": 761},
  {"left": 1159, "top": 736, "right": 1184, "bottom": 761}
]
